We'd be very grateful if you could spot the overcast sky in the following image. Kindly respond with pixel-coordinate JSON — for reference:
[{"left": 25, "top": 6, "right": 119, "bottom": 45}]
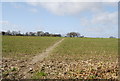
[{"left": 1, "top": 2, "right": 118, "bottom": 38}]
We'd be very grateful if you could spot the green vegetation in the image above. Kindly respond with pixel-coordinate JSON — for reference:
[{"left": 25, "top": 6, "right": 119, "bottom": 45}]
[
  {"left": 2, "top": 36, "right": 61, "bottom": 59},
  {"left": 32, "top": 71, "right": 47, "bottom": 79},
  {"left": 11, "top": 67, "right": 17, "bottom": 71},
  {"left": 50, "top": 37, "right": 118, "bottom": 62},
  {"left": 2, "top": 36, "right": 118, "bottom": 79},
  {"left": 39, "top": 37, "right": 118, "bottom": 79}
]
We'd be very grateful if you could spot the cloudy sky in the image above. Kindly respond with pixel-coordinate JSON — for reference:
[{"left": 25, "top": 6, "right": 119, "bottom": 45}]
[{"left": 1, "top": 2, "right": 118, "bottom": 37}]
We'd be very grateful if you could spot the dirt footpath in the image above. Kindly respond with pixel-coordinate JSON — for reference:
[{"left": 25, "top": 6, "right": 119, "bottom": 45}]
[{"left": 2, "top": 38, "right": 65, "bottom": 79}]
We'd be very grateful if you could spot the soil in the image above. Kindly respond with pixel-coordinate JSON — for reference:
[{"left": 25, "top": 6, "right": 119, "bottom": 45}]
[{"left": 1, "top": 38, "right": 119, "bottom": 79}]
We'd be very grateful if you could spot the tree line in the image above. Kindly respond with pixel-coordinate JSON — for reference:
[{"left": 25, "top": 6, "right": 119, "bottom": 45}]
[
  {"left": 1, "top": 30, "right": 84, "bottom": 37},
  {"left": 1, "top": 30, "right": 61, "bottom": 37}
]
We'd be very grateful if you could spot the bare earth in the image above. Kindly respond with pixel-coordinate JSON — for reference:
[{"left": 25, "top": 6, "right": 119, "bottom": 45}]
[
  {"left": 2, "top": 38, "right": 119, "bottom": 79},
  {"left": 30, "top": 38, "right": 64, "bottom": 64},
  {"left": 22, "top": 38, "right": 65, "bottom": 78}
]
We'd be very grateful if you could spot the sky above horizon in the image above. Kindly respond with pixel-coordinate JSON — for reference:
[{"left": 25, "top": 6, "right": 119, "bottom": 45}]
[{"left": 1, "top": 2, "right": 118, "bottom": 38}]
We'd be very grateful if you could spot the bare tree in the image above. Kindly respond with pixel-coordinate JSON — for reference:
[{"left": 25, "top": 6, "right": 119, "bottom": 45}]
[
  {"left": 6, "top": 30, "right": 11, "bottom": 35},
  {"left": 11, "top": 31, "right": 18, "bottom": 36}
]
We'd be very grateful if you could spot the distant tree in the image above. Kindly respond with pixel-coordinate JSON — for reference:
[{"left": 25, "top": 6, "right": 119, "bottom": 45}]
[
  {"left": 18, "top": 31, "right": 21, "bottom": 35},
  {"left": 6, "top": 30, "right": 11, "bottom": 35},
  {"left": 109, "top": 36, "right": 115, "bottom": 38},
  {"left": 52, "top": 34, "right": 61, "bottom": 37},
  {"left": 25, "top": 32, "right": 29, "bottom": 36},
  {"left": 29, "top": 32, "right": 32, "bottom": 36},
  {"left": 2, "top": 31, "right": 6, "bottom": 35},
  {"left": 11, "top": 31, "right": 18, "bottom": 36},
  {"left": 67, "top": 32, "right": 80, "bottom": 37},
  {"left": 67, "top": 33, "right": 71, "bottom": 37},
  {"left": 32, "top": 32, "right": 36, "bottom": 36},
  {"left": 2, "top": 30, "right": 63, "bottom": 37},
  {"left": 76, "top": 32, "right": 80, "bottom": 37},
  {"left": 16, "top": 31, "right": 23, "bottom": 36},
  {"left": 29, "top": 32, "right": 36, "bottom": 36},
  {"left": 44, "top": 32, "right": 50, "bottom": 36},
  {"left": 37, "top": 31, "right": 44, "bottom": 36}
]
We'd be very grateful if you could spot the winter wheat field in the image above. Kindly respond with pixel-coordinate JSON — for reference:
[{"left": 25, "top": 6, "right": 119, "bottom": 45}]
[
  {"left": 1, "top": 2, "right": 119, "bottom": 80},
  {"left": 2, "top": 36, "right": 118, "bottom": 79}
]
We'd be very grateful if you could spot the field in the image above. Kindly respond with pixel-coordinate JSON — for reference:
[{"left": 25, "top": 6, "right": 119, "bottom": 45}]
[
  {"left": 2, "top": 36, "right": 61, "bottom": 59},
  {"left": 2, "top": 36, "right": 118, "bottom": 79},
  {"left": 51, "top": 38, "right": 118, "bottom": 61},
  {"left": 40, "top": 38, "right": 118, "bottom": 79}
]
